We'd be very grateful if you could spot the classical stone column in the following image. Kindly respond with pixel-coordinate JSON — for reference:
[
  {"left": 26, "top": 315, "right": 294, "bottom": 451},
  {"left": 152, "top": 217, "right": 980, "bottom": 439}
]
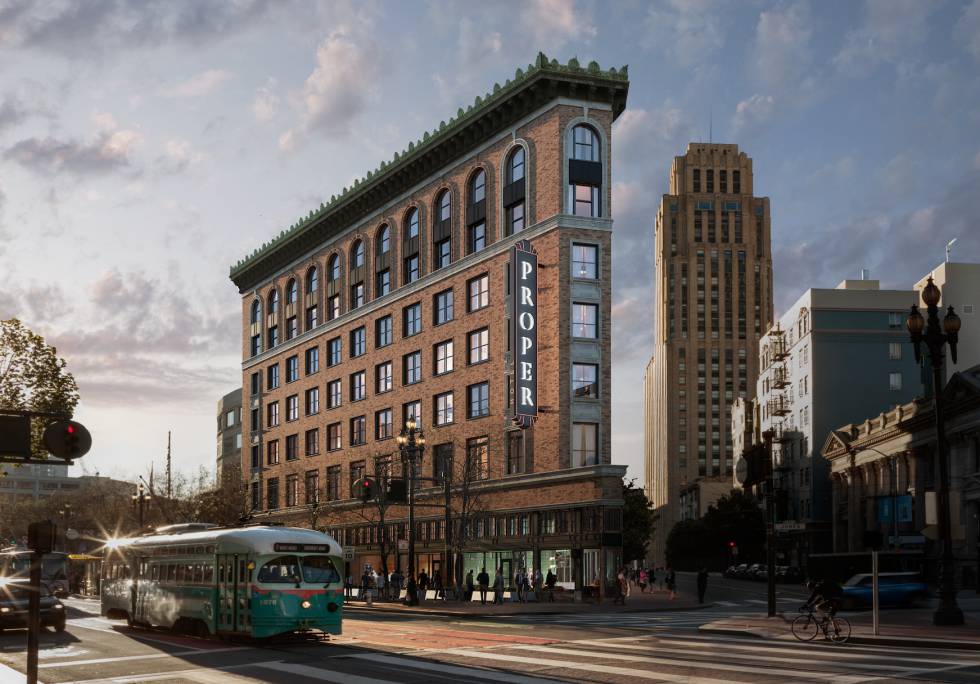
[{"left": 846, "top": 468, "right": 861, "bottom": 552}]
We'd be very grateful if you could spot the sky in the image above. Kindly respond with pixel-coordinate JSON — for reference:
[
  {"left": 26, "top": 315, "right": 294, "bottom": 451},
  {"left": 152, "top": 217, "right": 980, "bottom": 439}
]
[{"left": 1, "top": 0, "right": 979, "bottom": 486}]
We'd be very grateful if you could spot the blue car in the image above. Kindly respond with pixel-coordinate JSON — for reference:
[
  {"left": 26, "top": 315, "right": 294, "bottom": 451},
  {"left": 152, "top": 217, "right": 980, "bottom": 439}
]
[{"left": 841, "top": 572, "right": 927, "bottom": 609}]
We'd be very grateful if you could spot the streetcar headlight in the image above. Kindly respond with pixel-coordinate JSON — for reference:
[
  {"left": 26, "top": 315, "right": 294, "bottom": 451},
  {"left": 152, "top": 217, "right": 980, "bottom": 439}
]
[
  {"left": 53, "top": 603, "right": 64, "bottom": 610},
  {"left": 301, "top": 600, "right": 311, "bottom": 609},
  {"left": 0, "top": 606, "right": 10, "bottom": 613}
]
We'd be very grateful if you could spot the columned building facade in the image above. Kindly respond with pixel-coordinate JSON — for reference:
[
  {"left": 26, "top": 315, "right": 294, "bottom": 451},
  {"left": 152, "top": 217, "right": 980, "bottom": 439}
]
[
  {"left": 229, "top": 56, "right": 628, "bottom": 590},
  {"left": 646, "top": 144, "right": 773, "bottom": 563}
]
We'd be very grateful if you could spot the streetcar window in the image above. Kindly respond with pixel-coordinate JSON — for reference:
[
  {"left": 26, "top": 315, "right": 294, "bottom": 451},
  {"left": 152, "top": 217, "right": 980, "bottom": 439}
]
[
  {"left": 218, "top": 564, "right": 225, "bottom": 583},
  {"left": 167, "top": 564, "right": 177, "bottom": 582},
  {"left": 151, "top": 565, "right": 159, "bottom": 581},
  {"left": 203, "top": 564, "right": 214, "bottom": 584},
  {"left": 257, "top": 556, "right": 301, "bottom": 584},
  {"left": 300, "top": 556, "right": 341, "bottom": 585}
]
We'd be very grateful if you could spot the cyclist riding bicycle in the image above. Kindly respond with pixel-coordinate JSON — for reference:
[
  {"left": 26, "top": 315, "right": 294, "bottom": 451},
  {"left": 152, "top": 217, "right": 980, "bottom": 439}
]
[{"left": 803, "top": 577, "right": 843, "bottom": 618}]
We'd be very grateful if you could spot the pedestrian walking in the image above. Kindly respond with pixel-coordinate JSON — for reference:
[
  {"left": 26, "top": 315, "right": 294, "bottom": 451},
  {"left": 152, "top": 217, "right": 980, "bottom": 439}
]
[
  {"left": 666, "top": 566, "right": 677, "bottom": 600},
  {"left": 545, "top": 568, "right": 556, "bottom": 602},
  {"left": 344, "top": 574, "right": 353, "bottom": 599},
  {"left": 433, "top": 570, "right": 443, "bottom": 600},
  {"left": 514, "top": 567, "right": 526, "bottom": 603},
  {"left": 492, "top": 568, "right": 504, "bottom": 604},
  {"left": 477, "top": 567, "right": 490, "bottom": 605},
  {"left": 376, "top": 570, "right": 387, "bottom": 600},
  {"left": 638, "top": 568, "right": 648, "bottom": 593},
  {"left": 418, "top": 569, "right": 429, "bottom": 602},
  {"left": 360, "top": 569, "right": 372, "bottom": 602},
  {"left": 405, "top": 573, "right": 419, "bottom": 606},
  {"left": 614, "top": 567, "right": 627, "bottom": 605},
  {"left": 533, "top": 567, "right": 543, "bottom": 601},
  {"left": 465, "top": 569, "right": 475, "bottom": 601},
  {"left": 697, "top": 567, "right": 709, "bottom": 604}
]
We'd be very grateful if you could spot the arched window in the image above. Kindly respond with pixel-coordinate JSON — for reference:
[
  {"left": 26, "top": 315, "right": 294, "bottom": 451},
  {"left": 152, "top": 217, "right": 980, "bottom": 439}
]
[
  {"left": 504, "top": 147, "right": 526, "bottom": 236},
  {"left": 403, "top": 209, "right": 420, "bottom": 284},
  {"left": 249, "top": 300, "right": 262, "bottom": 356},
  {"left": 350, "top": 240, "right": 365, "bottom": 309},
  {"left": 433, "top": 190, "right": 451, "bottom": 270},
  {"left": 468, "top": 169, "right": 487, "bottom": 254},
  {"left": 266, "top": 290, "right": 280, "bottom": 348},
  {"left": 328, "top": 254, "right": 340, "bottom": 281},
  {"left": 286, "top": 279, "right": 297, "bottom": 305},
  {"left": 568, "top": 124, "right": 601, "bottom": 217},
  {"left": 375, "top": 225, "right": 391, "bottom": 298},
  {"left": 351, "top": 240, "right": 365, "bottom": 269},
  {"left": 378, "top": 225, "right": 390, "bottom": 255},
  {"left": 250, "top": 299, "right": 261, "bottom": 324},
  {"left": 305, "top": 267, "right": 319, "bottom": 331},
  {"left": 268, "top": 289, "right": 279, "bottom": 314},
  {"left": 306, "top": 266, "right": 318, "bottom": 295}
]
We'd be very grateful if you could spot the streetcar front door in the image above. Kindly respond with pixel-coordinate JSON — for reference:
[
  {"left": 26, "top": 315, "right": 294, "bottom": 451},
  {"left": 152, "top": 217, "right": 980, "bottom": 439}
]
[
  {"left": 217, "top": 555, "right": 236, "bottom": 632},
  {"left": 236, "top": 556, "right": 252, "bottom": 632}
]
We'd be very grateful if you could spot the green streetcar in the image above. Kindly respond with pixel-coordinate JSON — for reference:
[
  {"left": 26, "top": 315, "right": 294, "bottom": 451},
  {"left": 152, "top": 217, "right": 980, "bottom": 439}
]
[{"left": 100, "top": 524, "right": 343, "bottom": 639}]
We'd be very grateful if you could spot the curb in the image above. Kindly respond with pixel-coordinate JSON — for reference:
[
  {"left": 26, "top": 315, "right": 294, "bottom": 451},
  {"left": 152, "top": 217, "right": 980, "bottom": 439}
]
[
  {"left": 344, "top": 601, "right": 712, "bottom": 619},
  {"left": 698, "top": 626, "right": 980, "bottom": 651}
]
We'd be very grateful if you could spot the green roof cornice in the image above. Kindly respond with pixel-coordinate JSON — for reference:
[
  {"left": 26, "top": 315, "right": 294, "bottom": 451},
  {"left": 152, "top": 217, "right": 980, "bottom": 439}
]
[{"left": 229, "top": 53, "right": 629, "bottom": 291}]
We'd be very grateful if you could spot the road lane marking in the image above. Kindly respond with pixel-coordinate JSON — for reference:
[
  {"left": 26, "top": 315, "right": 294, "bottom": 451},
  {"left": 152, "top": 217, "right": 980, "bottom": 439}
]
[
  {"left": 254, "top": 660, "right": 399, "bottom": 683},
  {"left": 38, "top": 645, "right": 246, "bottom": 669},
  {"left": 502, "top": 644, "right": 871, "bottom": 683},
  {"left": 349, "top": 653, "right": 564, "bottom": 683},
  {"left": 60, "top": 660, "right": 280, "bottom": 683},
  {"left": 0, "top": 662, "right": 41, "bottom": 684}
]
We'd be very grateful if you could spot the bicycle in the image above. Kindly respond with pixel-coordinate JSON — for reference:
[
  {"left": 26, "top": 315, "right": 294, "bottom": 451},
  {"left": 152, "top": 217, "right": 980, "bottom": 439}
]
[{"left": 791, "top": 604, "right": 851, "bottom": 644}]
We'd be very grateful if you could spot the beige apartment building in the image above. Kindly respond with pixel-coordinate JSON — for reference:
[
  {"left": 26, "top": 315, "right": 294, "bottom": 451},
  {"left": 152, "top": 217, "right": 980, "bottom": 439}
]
[{"left": 645, "top": 144, "right": 773, "bottom": 564}]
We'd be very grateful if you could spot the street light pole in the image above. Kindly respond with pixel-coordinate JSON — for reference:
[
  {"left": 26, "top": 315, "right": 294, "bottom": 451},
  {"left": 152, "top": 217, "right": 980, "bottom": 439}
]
[
  {"left": 132, "top": 483, "right": 151, "bottom": 532},
  {"left": 396, "top": 418, "right": 425, "bottom": 581},
  {"left": 907, "top": 276, "right": 964, "bottom": 626}
]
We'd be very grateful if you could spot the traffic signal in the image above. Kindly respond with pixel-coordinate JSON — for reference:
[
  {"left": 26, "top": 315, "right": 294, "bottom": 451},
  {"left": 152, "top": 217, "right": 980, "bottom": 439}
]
[
  {"left": 728, "top": 540, "right": 736, "bottom": 549},
  {"left": 357, "top": 477, "right": 377, "bottom": 503},
  {"left": 42, "top": 420, "right": 92, "bottom": 461}
]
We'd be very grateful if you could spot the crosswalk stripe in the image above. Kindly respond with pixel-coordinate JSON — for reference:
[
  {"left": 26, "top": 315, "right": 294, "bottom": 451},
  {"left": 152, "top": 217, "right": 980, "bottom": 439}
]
[
  {"left": 348, "top": 653, "right": 562, "bottom": 683},
  {"left": 503, "top": 644, "right": 871, "bottom": 683},
  {"left": 714, "top": 601, "right": 739, "bottom": 606},
  {"left": 37, "top": 646, "right": 246, "bottom": 669},
  {"left": 254, "top": 661, "right": 397, "bottom": 684},
  {"left": 441, "top": 649, "right": 738, "bottom": 684}
]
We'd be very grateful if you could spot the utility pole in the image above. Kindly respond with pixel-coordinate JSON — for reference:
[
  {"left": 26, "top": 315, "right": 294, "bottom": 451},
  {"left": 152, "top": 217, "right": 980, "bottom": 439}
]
[
  {"left": 166, "top": 430, "right": 172, "bottom": 499},
  {"left": 764, "top": 428, "right": 776, "bottom": 618}
]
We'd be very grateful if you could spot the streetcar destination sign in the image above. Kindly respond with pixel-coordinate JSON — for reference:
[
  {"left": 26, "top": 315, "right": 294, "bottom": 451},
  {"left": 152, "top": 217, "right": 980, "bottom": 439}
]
[{"left": 512, "top": 239, "right": 538, "bottom": 427}]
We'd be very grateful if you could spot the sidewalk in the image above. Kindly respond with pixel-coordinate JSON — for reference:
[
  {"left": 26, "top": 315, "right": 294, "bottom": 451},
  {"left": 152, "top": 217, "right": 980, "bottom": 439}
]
[
  {"left": 343, "top": 587, "right": 705, "bottom": 617},
  {"left": 700, "top": 609, "right": 980, "bottom": 650}
]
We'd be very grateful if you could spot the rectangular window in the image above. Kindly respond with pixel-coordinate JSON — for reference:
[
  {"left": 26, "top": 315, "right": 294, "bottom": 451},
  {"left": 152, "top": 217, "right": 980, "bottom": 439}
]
[
  {"left": 285, "top": 434, "right": 298, "bottom": 461},
  {"left": 285, "top": 394, "right": 298, "bottom": 421},
  {"left": 267, "top": 401, "right": 279, "bottom": 427},
  {"left": 327, "top": 294, "right": 340, "bottom": 320},
  {"left": 376, "top": 269, "right": 391, "bottom": 297},
  {"left": 888, "top": 342, "right": 902, "bottom": 360},
  {"left": 720, "top": 169, "right": 727, "bottom": 193},
  {"left": 328, "top": 379, "right": 341, "bottom": 409},
  {"left": 350, "top": 282, "right": 364, "bottom": 309},
  {"left": 266, "top": 439, "right": 279, "bottom": 465},
  {"left": 286, "top": 316, "right": 297, "bottom": 340},
  {"left": 350, "top": 327, "right": 366, "bottom": 357},
  {"left": 267, "top": 364, "right": 280, "bottom": 390},
  {"left": 434, "top": 289, "right": 454, "bottom": 325},
  {"left": 433, "top": 443, "right": 453, "bottom": 484},
  {"left": 468, "top": 274, "right": 489, "bottom": 311},
  {"left": 376, "top": 361, "right": 392, "bottom": 393},
  {"left": 507, "top": 201, "right": 525, "bottom": 233},
  {"left": 572, "top": 303, "right": 598, "bottom": 338},
  {"left": 305, "top": 347, "right": 319, "bottom": 375},
  {"left": 403, "top": 303, "right": 422, "bottom": 337},
  {"left": 376, "top": 315, "right": 392, "bottom": 347},
  {"left": 350, "top": 371, "right": 366, "bottom": 401},
  {"left": 305, "top": 387, "right": 319, "bottom": 415},
  {"left": 569, "top": 183, "right": 599, "bottom": 217},
  {"left": 305, "top": 428, "right": 319, "bottom": 456},
  {"left": 327, "top": 466, "right": 340, "bottom": 501},
  {"left": 434, "top": 238, "right": 451, "bottom": 269},
  {"left": 506, "top": 432, "right": 525, "bottom": 475},
  {"left": 468, "top": 382, "right": 489, "bottom": 418},
  {"left": 889, "top": 372, "right": 902, "bottom": 391},
  {"left": 305, "top": 304, "right": 318, "bottom": 331},
  {"left": 404, "top": 255, "right": 419, "bottom": 284},
  {"left": 733, "top": 170, "right": 741, "bottom": 194},
  {"left": 250, "top": 371, "right": 261, "bottom": 396},
  {"left": 327, "top": 422, "right": 341, "bottom": 451},
  {"left": 572, "top": 363, "right": 598, "bottom": 397},
  {"left": 403, "top": 351, "right": 422, "bottom": 384},
  {"left": 468, "top": 328, "right": 489, "bottom": 364},
  {"left": 403, "top": 400, "right": 421, "bottom": 426},
  {"left": 434, "top": 340, "right": 454, "bottom": 375},
  {"left": 572, "top": 243, "right": 598, "bottom": 279},
  {"left": 888, "top": 312, "right": 903, "bottom": 328},
  {"left": 434, "top": 392, "right": 454, "bottom": 425},
  {"left": 469, "top": 221, "right": 486, "bottom": 253},
  {"left": 706, "top": 169, "right": 714, "bottom": 193},
  {"left": 467, "top": 436, "right": 489, "bottom": 480},
  {"left": 376, "top": 408, "right": 393, "bottom": 440},
  {"left": 328, "top": 337, "right": 341, "bottom": 366},
  {"left": 250, "top": 481, "right": 260, "bottom": 510},
  {"left": 305, "top": 470, "right": 319, "bottom": 504},
  {"left": 250, "top": 445, "right": 260, "bottom": 469},
  {"left": 572, "top": 423, "right": 598, "bottom": 467},
  {"left": 285, "top": 356, "right": 298, "bottom": 383},
  {"left": 349, "top": 461, "right": 365, "bottom": 496},
  {"left": 350, "top": 416, "right": 366, "bottom": 446},
  {"left": 266, "top": 478, "right": 279, "bottom": 510},
  {"left": 693, "top": 168, "right": 701, "bottom": 193},
  {"left": 268, "top": 325, "right": 278, "bottom": 347}
]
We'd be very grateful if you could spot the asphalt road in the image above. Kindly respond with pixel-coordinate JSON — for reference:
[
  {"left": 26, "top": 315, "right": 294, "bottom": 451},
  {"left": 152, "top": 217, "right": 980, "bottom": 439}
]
[{"left": 0, "top": 577, "right": 978, "bottom": 684}]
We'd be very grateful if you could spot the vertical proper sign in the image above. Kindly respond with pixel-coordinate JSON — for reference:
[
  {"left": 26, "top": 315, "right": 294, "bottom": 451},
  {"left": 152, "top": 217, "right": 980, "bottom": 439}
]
[{"left": 512, "top": 239, "right": 538, "bottom": 428}]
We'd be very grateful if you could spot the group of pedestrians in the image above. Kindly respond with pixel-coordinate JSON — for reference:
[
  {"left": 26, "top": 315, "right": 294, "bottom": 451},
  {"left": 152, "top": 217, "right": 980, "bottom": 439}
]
[{"left": 613, "top": 565, "right": 679, "bottom": 604}]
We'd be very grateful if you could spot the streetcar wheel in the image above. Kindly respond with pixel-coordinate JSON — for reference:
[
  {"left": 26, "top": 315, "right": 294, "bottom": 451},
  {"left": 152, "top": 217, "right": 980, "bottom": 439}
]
[
  {"left": 791, "top": 615, "right": 819, "bottom": 641},
  {"left": 828, "top": 617, "right": 851, "bottom": 644}
]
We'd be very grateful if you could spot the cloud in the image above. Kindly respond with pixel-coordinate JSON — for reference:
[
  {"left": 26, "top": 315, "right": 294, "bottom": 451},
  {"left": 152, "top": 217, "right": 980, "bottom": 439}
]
[
  {"left": 957, "top": 0, "right": 980, "bottom": 61},
  {"left": 160, "top": 69, "right": 232, "bottom": 98},
  {"left": 642, "top": 0, "right": 723, "bottom": 66},
  {"left": 3, "top": 119, "right": 142, "bottom": 176},
  {"left": 521, "top": 0, "right": 597, "bottom": 51},
  {"left": 731, "top": 94, "right": 775, "bottom": 135},
  {"left": 809, "top": 155, "right": 856, "bottom": 184},
  {"left": 154, "top": 138, "right": 203, "bottom": 175},
  {"left": 882, "top": 153, "right": 916, "bottom": 195},
  {"left": 252, "top": 78, "right": 280, "bottom": 121},
  {"left": 834, "top": 0, "right": 937, "bottom": 75},
  {"left": 752, "top": 1, "right": 812, "bottom": 90},
  {"left": 0, "top": 94, "right": 28, "bottom": 131},
  {"left": 281, "top": 27, "right": 380, "bottom": 145}
]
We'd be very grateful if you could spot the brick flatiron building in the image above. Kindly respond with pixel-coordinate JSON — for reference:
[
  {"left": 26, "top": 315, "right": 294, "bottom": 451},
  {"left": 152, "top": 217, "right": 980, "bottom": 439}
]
[{"left": 229, "top": 54, "right": 629, "bottom": 593}]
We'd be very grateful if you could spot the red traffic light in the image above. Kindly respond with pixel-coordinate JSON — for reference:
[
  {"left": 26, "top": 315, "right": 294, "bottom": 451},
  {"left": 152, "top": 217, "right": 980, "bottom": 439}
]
[
  {"left": 728, "top": 540, "right": 736, "bottom": 548},
  {"left": 42, "top": 420, "right": 91, "bottom": 461},
  {"left": 67, "top": 424, "right": 75, "bottom": 434}
]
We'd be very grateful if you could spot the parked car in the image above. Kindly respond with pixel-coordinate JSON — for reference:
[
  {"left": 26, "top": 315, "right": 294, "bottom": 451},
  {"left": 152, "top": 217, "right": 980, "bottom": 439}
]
[
  {"left": 723, "top": 565, "right": 740, "bottom": 578},
  {"left": 742, "top": 563, "right": 764, "bottom": 580},
  {"left": 728, "top": 563, "right": 749, "bottom": 579},
  {"left": 0, "top": 579, "right": 67, "bottom": 633},
  {"left": 776, "top": 566, "right": 803, "bottom": 584},
  {"left": 841, "top": 572, "right": 928, "bottom": 610},
  {"left": 753, "top": 564, "right": 774, "bottom": 581}
]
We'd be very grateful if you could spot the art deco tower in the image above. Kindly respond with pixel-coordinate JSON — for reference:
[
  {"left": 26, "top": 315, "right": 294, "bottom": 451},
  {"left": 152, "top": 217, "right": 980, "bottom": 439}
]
[{"left": 645, "top": 144, "right": 773, "bottom": 564}]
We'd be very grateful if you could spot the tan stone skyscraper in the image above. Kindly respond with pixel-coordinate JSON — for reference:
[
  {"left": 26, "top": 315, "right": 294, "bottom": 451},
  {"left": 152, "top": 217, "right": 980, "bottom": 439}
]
[{"left": 645, "top": 144, "right": 773, "bottom": 564}]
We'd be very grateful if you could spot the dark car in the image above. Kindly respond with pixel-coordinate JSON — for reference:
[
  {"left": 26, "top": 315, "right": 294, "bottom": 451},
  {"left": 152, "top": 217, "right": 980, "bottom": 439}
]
[
  {"left": 0, "top": 579, "right": 67, "bottom": 633},
  {"left": 730, "top": 563, "right": 749, "bottom": 578},
  {"left": 723, "top": 565, "right": 739, "bottom": 578},
  {"left": 742, "top": 563, "right": 764, "bottom": 580},
  {"left": 776, "top": 566, "right": 803, "bottom": 584},
  {"left": 841, "top": 572, "right": 928, "bottom": 610}
]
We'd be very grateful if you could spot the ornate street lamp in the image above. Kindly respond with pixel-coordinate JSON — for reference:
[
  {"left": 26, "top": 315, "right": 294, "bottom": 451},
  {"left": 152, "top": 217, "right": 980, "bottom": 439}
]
[
  {"left": 395, "top": 418, "right": 425, "bottom": 579},
  {"left": 131, "top": 483, "right": 151, "bottom": 532},
  {"left": 907, "top": 276, "right": 963, "bottom": 626}
]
